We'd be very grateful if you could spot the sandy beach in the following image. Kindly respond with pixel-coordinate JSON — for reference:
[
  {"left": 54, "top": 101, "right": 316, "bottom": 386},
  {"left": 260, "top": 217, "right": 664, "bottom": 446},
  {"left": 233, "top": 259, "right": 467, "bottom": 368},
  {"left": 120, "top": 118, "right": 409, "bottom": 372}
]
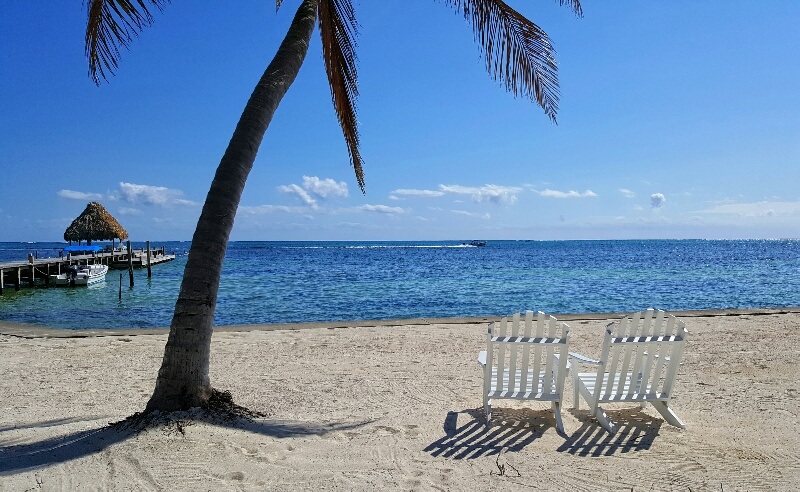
[{"left": 1, "top": 310, "right": 798, "bottom": 491}]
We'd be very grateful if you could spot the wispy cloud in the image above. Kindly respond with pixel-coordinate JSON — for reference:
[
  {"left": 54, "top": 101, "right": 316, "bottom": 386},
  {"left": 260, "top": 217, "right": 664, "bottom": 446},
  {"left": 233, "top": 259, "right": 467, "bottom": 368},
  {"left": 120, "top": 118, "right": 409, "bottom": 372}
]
[
  {"left": 650, "top": 193, "right": 666, "bottom": 208},
  {"left": 117, "top": 207, "right": 141, "bottom": 216},
  {"left": 439, "top": 184, "right": 521, "bottom": 204},
  {"left": 358, "top": 204, "right": 405, "bottom": 214},
  {"left": 57, "top": 189, "right": 103, "bottom": 201},
  {"left": 535, "top": 189, "right": 598, "bottom": 199},
  {"left": 619, "top": 188, "right": 636, "bottom": 198},
  {"left": 694, "top": 201, "right": 800, "bottom": 217},
  {"left": 451, "top": 210, "right": 491, "bottom": 219},
  {"left": 238, "top": 204, "right": 309, "bottom": 215},
  {"left": 390, "top": 188, "right": 446, "bottom": 198},
  {"left": 119, "top": 182, "right": 197, "bottom": 207}
]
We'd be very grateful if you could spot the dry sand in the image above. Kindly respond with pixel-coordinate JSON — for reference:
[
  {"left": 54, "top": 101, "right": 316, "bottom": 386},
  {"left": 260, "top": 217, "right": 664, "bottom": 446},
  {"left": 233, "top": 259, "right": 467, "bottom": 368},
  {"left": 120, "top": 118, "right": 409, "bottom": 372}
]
[{"left": 1, "top": 311, "right": 798, "bottom": 491}]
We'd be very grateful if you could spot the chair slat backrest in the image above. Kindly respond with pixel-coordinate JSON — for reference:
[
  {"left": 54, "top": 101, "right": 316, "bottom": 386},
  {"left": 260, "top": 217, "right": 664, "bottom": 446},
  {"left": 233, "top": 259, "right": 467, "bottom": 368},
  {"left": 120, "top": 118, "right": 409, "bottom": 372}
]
[
  {"left": 519, "top": 310, "right": 534, "bottom": 392},
  {"left": 486, "top": 312, "right": 570, "bottom": 399},
  {"left": 596, "top": 309, "right": 688, "bottom": 401}
]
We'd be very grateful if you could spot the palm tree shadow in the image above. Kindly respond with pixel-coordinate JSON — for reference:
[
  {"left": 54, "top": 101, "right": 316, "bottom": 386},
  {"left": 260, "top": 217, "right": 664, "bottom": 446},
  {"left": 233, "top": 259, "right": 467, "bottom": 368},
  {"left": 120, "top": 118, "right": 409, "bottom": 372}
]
[
  {"left": 557, "top": 407, "right": 662, "bottom": 456},
  {"left": 0, "top": 410, "right": 371, "bottom": 474},
  {"left": 424, "top": 407, "right": 553, "bottom": 459}
]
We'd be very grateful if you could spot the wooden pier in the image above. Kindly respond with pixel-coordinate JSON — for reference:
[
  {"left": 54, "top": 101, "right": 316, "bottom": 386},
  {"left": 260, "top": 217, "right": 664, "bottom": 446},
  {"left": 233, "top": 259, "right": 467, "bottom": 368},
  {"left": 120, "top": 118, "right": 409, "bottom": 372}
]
[{"left": 0, "top": 247, "right": 175, "bottom": 294}]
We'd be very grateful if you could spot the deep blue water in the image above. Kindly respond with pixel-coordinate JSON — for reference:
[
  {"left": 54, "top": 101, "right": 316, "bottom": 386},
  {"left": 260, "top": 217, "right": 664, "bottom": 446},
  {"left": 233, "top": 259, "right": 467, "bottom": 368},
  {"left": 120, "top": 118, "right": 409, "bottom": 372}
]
[{"left": 1, "top": 240, "right": 799, "bottom": 329}]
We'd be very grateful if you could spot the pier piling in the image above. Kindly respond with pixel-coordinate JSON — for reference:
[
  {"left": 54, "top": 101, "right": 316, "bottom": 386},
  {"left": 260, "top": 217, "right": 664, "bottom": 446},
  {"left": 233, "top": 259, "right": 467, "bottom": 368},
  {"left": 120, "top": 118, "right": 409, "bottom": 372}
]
[
  {"left": 146, "top": 241, "right": 152, "bottom": 278},
  {"left": 127, "top": 241, "right": 134, "bottom": 288}
]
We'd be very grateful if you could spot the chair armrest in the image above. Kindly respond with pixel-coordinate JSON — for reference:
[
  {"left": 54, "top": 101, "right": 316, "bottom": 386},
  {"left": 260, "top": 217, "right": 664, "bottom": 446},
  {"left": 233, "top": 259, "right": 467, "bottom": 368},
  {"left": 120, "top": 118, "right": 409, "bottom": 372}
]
[
  {"left": 478, "top": 350, "right": 487, "bottom": 367},
  {"left": 568, "top": 352, "right": 601, "bottom": 365},
  {"left": 552, "top": 353, "right": 571, "bottom": 370}
]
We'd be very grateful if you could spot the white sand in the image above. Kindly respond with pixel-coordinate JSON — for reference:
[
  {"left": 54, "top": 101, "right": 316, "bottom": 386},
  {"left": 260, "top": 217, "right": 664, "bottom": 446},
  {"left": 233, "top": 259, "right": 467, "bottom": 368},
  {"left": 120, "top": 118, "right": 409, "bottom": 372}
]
[{"left": 1, "top": 312, "right": 798, "bottom": 491}]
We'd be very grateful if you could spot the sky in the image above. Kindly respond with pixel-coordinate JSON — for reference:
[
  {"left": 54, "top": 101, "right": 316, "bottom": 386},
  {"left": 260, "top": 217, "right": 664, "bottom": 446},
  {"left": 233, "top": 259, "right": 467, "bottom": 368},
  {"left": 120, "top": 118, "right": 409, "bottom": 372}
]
[{"left": 2, "top": 1, "right": 799, "bottom": 242}]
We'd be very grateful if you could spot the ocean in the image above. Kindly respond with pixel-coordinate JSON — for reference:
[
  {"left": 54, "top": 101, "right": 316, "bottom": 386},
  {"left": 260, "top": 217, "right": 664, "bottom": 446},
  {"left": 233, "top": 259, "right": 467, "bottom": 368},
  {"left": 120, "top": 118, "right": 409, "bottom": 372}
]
[{"left": 1, "top": 240, "right": 799, "bottom": 330}]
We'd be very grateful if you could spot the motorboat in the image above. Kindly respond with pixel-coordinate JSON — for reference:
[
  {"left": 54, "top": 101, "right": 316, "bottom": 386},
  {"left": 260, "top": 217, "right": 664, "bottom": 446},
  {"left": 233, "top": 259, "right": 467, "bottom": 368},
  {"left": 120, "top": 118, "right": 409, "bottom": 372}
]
[
  {"left": 468, "top": 240, "right": 487, "bottom": 247},
  {"left": 50, "top": 264, "right": 109, "bottom": 286}
]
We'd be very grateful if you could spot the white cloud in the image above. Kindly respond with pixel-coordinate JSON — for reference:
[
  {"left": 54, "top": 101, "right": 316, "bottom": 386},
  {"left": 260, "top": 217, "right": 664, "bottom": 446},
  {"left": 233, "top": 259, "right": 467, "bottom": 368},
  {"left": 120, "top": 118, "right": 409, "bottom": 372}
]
[
  {"left": 118, "top": 207, "right": 141, "bottom": 216},
  {"left": 439, "top": 184, "right": 521, "bottom": 204},
  {"left": 277, "top": 176, "right": 349, "bottom": 210},
  {"left": 391, "top": 188, "right": 446, "bottom": 198},
  {"left": 58, "top": 189, "right": 103, "bottom": 201},
  {"left": 302, "top": 176, "right": 348, "bottom": 198},
  {"left": 358, "top": 204, "right": 405, "bottom": 214},
  {"left": 650, "top": 193, "right": 666, "bottom": 208},
  {"left": 694, "top": 201, "right": 800, "bottom": 217},
  {"left": 619, "top": 188, "right": 636, "bottom": 198},
  {"left": 278, "top": 183, "right": 318, "bottom": 208},
  {"left": 536, "top": 189, "right": 598, "bottom": 199},
  {"left": 119, "top": 182, "right": 195, "bottom": 207}
]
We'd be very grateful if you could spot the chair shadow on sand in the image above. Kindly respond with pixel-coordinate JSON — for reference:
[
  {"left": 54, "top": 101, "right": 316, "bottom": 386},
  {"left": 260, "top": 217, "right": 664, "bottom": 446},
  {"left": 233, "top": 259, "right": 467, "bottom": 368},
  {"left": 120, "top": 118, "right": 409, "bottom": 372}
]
[
  {"left": 425, "top": 406, "right": 662, "bottom": 460},
  {"left": 557, "top": 407, "right": 662, "bottom": 456},
  {"left": 0, "top": 412, "right": 372, "bottom": 474},
  {"left": 424, "top": 408, "right": 550, "bottom": 459}
]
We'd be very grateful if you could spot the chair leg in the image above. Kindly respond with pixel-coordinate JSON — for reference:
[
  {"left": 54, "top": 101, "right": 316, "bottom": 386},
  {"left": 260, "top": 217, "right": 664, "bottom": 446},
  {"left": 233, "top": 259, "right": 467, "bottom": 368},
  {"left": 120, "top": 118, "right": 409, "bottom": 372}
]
[
  {"left": 484, "top": 396, "right": 492, "bottom": 427},
  {"left": 552, "top": 401, "right": 565, "bottom": 435},
  {"left": 651, "top": 401, "right": 685, "bottom": 429},
  {"left": 594, "top": 404, "right": 617, "bottom": 434},
  {"left": 573, "top": 373, "right": 580, "bottom": 410}
]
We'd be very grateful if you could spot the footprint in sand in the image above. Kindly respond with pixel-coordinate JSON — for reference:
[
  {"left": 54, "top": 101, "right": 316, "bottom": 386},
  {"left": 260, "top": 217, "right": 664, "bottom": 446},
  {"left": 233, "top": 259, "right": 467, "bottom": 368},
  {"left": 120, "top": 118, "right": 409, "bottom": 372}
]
[
  {"left": 374, "top": 425, "right": 401, "bottom": 436},
  {"left": 227, "top": 471, "right": 245, "bottom": 481}
]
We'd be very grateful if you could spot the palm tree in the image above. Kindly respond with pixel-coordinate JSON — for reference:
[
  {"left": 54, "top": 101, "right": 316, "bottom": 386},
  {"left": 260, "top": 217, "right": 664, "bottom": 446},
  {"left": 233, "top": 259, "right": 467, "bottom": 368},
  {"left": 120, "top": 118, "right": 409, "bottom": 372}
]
[{"left": 85, "top": 0, "right": 582, "bottom": 412}]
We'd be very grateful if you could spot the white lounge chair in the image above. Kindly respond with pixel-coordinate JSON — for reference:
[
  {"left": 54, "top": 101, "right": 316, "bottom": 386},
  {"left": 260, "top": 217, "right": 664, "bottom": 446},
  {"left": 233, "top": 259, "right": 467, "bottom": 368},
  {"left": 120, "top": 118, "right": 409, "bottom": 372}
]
[
  {"left": 569, "top": 309, "right": 688, "bottom": 434},
  {"left": 478, "top": 311, "right": 570, "bottom": 434}
]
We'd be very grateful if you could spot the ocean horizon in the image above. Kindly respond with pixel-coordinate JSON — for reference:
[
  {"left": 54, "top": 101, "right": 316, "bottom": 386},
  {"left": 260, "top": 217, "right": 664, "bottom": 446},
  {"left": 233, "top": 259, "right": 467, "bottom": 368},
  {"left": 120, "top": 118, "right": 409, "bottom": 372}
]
[{"left": 1, "top": 239, "right": 799, "bottom": 330}]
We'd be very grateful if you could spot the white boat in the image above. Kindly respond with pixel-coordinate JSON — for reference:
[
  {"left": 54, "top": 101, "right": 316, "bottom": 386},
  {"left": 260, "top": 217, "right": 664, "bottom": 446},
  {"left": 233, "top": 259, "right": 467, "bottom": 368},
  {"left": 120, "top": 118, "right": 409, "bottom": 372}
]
[{"left": 50, "top": 264, "right": 109, "bottom": 286}]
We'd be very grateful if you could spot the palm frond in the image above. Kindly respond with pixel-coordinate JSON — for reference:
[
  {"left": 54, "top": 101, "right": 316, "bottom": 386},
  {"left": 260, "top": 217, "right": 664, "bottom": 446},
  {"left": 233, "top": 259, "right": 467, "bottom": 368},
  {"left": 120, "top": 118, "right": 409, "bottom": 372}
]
[
  {"left": 276, "top": 0, "right": 284, "bottom": 11},
  {"left": 555, "top": 0, "right": 583, "bottom": 18},
  {"left": 85, "top": 0, "right": 169, "bottom": 85},
  {"left": 318, "top": 0, "right": 364, "bottom": 192},
  {"left": 443, "top": 0, "right": 564, "bottom": 122}
]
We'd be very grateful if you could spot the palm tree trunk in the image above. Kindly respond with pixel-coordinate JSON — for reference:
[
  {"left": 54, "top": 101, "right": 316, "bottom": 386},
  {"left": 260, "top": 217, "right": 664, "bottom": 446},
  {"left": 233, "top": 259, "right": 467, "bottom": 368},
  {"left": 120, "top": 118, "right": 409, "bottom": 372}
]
[{"left": 146, "top": 0, "right": 319, "bottom": 412}]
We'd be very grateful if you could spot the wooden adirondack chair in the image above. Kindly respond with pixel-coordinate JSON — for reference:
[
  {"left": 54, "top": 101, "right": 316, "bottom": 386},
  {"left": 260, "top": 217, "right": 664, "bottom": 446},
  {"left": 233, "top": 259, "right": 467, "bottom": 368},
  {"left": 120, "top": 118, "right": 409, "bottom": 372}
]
[
  {"left": 478, "top": 311, "right": 570, "bottom": 434},
  {"left": 569, "top": 309, "right": 688, "bottom": 434}
]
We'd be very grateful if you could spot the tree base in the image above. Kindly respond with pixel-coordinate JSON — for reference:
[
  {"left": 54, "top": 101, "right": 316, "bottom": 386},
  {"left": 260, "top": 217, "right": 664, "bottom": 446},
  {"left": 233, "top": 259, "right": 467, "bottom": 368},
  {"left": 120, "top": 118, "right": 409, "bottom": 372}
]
[{"left": 112, "top": 389, "right": 266, "bottom": 435}]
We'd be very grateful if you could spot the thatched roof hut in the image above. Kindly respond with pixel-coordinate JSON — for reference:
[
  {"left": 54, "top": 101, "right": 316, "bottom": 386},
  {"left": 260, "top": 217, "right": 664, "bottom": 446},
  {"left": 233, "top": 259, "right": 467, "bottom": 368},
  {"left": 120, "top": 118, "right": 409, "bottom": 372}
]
[{"left": 64, "top": 202, "right": 128, "bottom": 243}]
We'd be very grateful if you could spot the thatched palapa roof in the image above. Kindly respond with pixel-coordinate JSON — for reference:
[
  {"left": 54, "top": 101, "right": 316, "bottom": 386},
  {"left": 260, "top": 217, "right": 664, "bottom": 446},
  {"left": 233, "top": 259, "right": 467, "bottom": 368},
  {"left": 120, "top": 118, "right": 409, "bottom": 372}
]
[{"left": 64, "top": 202, "right": 128, "bottom": 242}]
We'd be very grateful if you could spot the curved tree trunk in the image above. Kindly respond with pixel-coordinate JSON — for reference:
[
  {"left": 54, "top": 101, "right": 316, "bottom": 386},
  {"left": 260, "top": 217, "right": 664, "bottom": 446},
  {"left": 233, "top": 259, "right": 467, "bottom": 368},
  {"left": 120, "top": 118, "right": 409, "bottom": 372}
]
[{"left": 146, "top": 0, "right": 319, "bottom": 412}]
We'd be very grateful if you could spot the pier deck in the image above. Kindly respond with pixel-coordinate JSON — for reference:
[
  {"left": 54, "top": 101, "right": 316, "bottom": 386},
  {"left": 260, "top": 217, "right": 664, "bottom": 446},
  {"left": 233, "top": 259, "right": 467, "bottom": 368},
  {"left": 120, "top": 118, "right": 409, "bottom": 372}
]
[{"left": 0, "top": 248, "right": 175, "bottom": 294}]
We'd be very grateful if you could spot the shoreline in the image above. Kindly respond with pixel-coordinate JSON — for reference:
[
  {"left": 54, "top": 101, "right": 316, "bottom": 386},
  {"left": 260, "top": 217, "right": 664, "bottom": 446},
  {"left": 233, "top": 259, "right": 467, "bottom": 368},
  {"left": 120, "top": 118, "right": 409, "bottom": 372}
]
[{"left": 2, "top": 306, "right": 799, "bottom": 338}]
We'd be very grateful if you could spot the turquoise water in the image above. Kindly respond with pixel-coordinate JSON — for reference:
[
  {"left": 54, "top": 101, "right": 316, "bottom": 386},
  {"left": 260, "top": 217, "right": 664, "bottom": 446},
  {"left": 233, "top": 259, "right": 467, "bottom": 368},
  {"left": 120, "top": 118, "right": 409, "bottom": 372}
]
[{"left": 1, "top": 240, "right": 799, "bottom": 329}]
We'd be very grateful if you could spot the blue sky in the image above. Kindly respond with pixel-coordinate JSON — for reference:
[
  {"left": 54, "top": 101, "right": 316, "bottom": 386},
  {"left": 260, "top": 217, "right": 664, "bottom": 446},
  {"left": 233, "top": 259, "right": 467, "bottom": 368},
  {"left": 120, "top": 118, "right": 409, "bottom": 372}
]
[{"left": 2, "top": 1, "right": 799, "bottom": 241}]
